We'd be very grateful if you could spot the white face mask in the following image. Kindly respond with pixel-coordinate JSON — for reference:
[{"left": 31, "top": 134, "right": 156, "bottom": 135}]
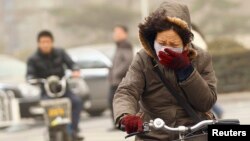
[{"left": 154, "top": 41, "right": 183, "bottom": 57}]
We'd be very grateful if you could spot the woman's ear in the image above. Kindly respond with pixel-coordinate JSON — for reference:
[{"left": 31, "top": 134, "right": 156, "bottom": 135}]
[
  {"left": 183, "top": 45, "right": 189, "bottom": 51},
  {"left": 184, "top": 42, "right": 192, "bottom": 51}
]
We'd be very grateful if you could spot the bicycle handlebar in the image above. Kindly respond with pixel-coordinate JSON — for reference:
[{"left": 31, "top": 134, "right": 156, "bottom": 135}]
[
  {"left": 215, "top": 119, "right": 240, "bottom": 125},
  {"left": 150, "top": 118, "right": 240, "bottom": 132},
  {"left": 27, "top": 78, "right": 46, "bottom": 85},
  {"left": 27, "top": 76, "right": 68, "bottom": 98},
  {"left": 125, "top": 118, "right": 240, "bottom": 139}
]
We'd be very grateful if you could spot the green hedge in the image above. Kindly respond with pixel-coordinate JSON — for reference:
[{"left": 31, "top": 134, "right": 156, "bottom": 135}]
[{"left": 208, "top": 38, "right": 250, "bottom": 93}]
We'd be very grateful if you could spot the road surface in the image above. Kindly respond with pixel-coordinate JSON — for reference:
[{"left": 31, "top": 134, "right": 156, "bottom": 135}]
[{"left": 0, "top": 92, "right": 250, "bottom": 141}]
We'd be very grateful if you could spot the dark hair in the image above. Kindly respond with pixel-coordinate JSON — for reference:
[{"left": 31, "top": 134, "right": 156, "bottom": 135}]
[
  {"left": 37, "top": 30, "right": 54, "bottom": 42},
  {"left": 139, "top": 10, "right": 193, "bottom": 48},
  {"left": 115, "top": 25, "right": 128, "bottom": 33}
]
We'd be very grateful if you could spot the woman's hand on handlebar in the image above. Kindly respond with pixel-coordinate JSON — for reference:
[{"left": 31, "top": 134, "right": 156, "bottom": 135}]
[{"left": 121, "top": 115, "right": 143, "bottom": 134}]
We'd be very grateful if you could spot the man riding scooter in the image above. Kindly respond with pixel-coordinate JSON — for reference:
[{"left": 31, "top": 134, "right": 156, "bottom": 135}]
[{"left": 26, "top": 30, "right": 83, "bottom": 140}]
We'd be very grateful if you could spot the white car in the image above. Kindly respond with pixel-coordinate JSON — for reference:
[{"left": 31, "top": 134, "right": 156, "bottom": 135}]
[{"left": 67, "top": 47, "right": 112, "bottom": 116}]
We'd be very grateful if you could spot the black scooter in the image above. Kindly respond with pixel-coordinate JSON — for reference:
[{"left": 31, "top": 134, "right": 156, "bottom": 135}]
[{"left": 28, "top": 75, "right": 72, "bottom": 141}]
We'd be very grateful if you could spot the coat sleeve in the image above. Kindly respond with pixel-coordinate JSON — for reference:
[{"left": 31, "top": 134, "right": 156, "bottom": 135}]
[
  {"left": 61, "top": 49, "right": 79, "bottom": 71},
  {"left": 26, "top": 57, "right": 37, "bottom": 80},
  {"left": 113, "top": 52, "right": 145, "bottom": 125},
  {"left": 179, "top": 52, "right": 217, "bottom": 112}
]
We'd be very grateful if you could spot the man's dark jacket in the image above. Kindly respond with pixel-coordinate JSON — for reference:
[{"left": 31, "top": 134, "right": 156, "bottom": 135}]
[{"left": 26, "top": 47, "right": 78, "bottom": 79}]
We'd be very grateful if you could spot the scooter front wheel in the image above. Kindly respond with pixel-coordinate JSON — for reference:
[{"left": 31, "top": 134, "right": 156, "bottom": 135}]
[{"left": 48, "top": 125, "right": 72, "bottom": 141}]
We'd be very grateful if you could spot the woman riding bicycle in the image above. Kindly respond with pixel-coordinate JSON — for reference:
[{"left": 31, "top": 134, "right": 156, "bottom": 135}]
[{"left": 113, "top": 0, "right": 217, "bottom": 140}]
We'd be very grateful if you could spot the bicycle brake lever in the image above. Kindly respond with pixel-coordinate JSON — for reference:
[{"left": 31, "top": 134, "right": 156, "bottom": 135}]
[
  {"left": 125, "top": 131, "right": 149, "bottom": 139},
  {"left": 124, "top": 122, "right": 150, "bottom": 139}
]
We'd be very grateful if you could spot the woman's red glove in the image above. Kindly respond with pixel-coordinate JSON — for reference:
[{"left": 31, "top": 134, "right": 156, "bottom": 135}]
[
  {"left": 121, "top": 115, "right": 143, "bottom": 134},
  {"left": 158, "top": 48, "right": 190, "bottom": 71}
]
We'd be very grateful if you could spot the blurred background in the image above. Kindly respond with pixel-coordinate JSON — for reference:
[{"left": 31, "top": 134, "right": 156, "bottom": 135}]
[{"left": 0, "top": 0, "right": 250, "bottom": 141}]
